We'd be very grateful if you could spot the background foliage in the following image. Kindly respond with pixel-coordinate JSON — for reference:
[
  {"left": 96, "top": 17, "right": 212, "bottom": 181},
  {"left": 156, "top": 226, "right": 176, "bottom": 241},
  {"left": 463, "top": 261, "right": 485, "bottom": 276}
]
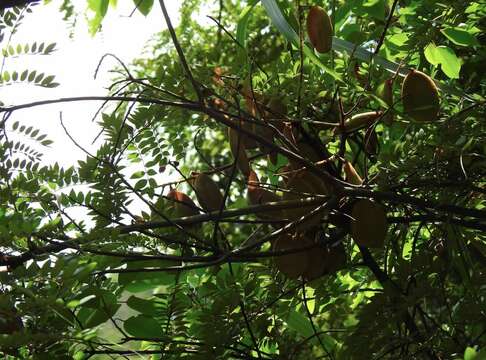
[{"left": 0, "top": 0, "right": 485, "bottom": 359}]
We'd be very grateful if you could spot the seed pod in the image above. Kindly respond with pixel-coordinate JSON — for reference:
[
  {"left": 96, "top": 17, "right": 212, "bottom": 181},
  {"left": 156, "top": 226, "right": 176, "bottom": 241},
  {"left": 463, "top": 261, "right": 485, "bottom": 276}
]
[
  {"left": 273, "top": 233, "right": 310, "bottom": 279},
  {"left": 364, "top": 127, "right": 379, "bottom": 155},
  {"left": 343, "top": 160, "right": 363, "bottom": 185},
  {"left": 378, "top": 78, "right": 394, "bottom": 125},
  {"left": 351, "top": 199, "right": 387, "bottom": 248},
  {"left": 212, "top": 66, "right": 224, "bottom": 87},
  {"left": 248, "top": 170, "right": 283, "bottom": 220},
  {"left": 265, "top": 97, "right": 287, "bottom": 132},
  {"left": 335, "top": 111, "right": 383, "bottom": 134},
  {"left": 401, "top": 70, "right": 440, "bottom": 122},
  {"left": 303, "top": 243, "right": 327, "bottom": 281},
  {"left": 228, "top": 115, "right": 259, "bottom": 150},
  {"left": 254, "top": 119, "right": 277, "bottom": 164},
  {"left": 289, "top": 140, "right": 324, "bottom": 170},
  {"left": 283, "top": 170, "right": 327, "bottom": 226},
  {"left": 167, "top": 189, "right": 200, "bottom": 218},
  {"left": 241, "top": 83, "right": 266, "bottom": 118},
  {"left": 193, "top": 173, "right": 224, "bottom": 212},
  {"left": 304, "top": 241, "right": 346, "bottom": 281},
  {"left": 307, "top": 6, "right": 333, "bottom": 53},
  {"left": 323, "top": 241, "right": 347, "bottom": 274},
  {"left": 228, "top": 127, "right": 251, "bottom": 177}
]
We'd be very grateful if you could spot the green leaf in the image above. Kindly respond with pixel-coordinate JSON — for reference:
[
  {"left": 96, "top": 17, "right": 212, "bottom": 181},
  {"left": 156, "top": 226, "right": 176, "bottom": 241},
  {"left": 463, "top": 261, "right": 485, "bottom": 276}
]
[
  {"left": 236, "top": 0, "right": 260, "bottom": 48},
  {"left": 28, "top": 70, "right": 36, "bottom": 82},
  {"left": 424, "top": 43, "right": 461, "bottom": 79},
  {"left": 134, "top": 178, "right": 147, "bottom": 190},
  {"left": 88, "top": 0, "right": 109, "bottom": 16},
  {"left": 43, "top": 42, "right": 56, "bottom": 54},
  {"left": 77, "top": 307, "right": 111, "bottom": 328},
  {"left": 118, "top": 260, "right": 180, "bottom": 292},
  {"left": 126, "top": 295, "right": 159, "bottom": 316},
  {"left": 441, "top": 27, "right": 479, "bottom": 47},
  {"left": 77, "top": 289, "right": 120, "bottom": 328},
  {"left": 362, "top": 0, "right": 386, "bottom": 19},
  {"left": 41, "top": 75, "right": 55, "bottom": 86},
  {"left": 133, "top": 0, "right": 153, "bottom": 16},
  {"left": 130, "top": 171, "right": 145, "bottom": 179},
  {"left": 476, "top": 347, "right": 486, "bottom": 360},
  {"left": 285, "top": 309, "right": 337, "bottom": 351},
  {"left": 286, "top": 310, "right": 313, "bottom": 338},
  {"left": 464, "top": 347, "right": 477, "bottom": 360},
  {"left": 87, "top": 0, "right": 110, "bottom": 35},
  {"left": 124, "top": 315, "right": 163, "bottom": 338}
]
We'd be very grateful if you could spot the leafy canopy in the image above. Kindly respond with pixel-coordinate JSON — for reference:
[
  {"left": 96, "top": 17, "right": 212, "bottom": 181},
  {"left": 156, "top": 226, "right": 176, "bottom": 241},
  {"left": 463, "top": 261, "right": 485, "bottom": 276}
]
[{"left": 0, "top": 0, "right": 485, "bottom": 359}]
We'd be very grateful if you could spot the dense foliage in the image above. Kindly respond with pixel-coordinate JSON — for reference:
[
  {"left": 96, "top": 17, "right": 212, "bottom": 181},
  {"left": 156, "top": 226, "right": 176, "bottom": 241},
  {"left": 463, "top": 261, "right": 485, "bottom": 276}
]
[{"left": 0, "top": 0, "right": 485, "bottom": 359}]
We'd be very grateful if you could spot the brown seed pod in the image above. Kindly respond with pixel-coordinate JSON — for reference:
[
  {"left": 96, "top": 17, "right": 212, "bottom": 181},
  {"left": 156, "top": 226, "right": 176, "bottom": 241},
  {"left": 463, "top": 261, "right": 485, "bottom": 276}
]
[
  {"left": 304, "top": 241, "right": 347, "bottom": 281},
  {"left": 401, "top": 70, "right": 440, "bottom": 122},
  {"left": 364, "top": 127, "right": 379, "bottom": 155},
  {"left": 289, "top": 140, "right": 324, "bottom": 170},
  {"left": 343, "top": 160, "right": 363, "bottom": 185},
  {"left": 273, "top": 233, "right": 310, "bottom": 279},
  {"left": 303, "top": 244, "right": 327, "bottom": 281},
  {"left": 282, "top": 170, "right": 327, "bottom": 226},
  {"left": 192, "top": 173, "right": 224, "bottom": 212},
  {"left": 307, "top": 6, "right": 333, "bottom": 53},
  {"left": 265, "top": 97, "right": 287, "bottom": 132},
  {"left": 241, "top": 83, "right": 266, "bottom": 118},
  {"left": 247, "top": 170, "right": 283, "bottom": 220},
  {"left": 228, "top": 127, "right": 251, "bottom": 177},
  {"left": 212, "top": 66, "right": 225, "bottom": 87},
  {"left": 351, "top": 199, "right": 387, "bottom": 248},
  {"left": 167, "top": 189, "right": 200, "bottom": 218},
  {"left": 325, "top": 241, "right": 347, "bottom": 273},
  {"left": 335, "top": 111, "right": 383, "bottom": 134},
  {"left": 378, "top": 78, "right": 394, "bottom": 125}
]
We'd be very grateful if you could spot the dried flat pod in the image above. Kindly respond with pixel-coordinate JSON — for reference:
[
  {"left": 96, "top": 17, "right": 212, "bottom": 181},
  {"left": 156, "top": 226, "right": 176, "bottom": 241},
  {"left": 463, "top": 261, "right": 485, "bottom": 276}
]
[
  {"left": 273, "top": 233, "right": 310, "bottom": 279},
  {"left": 192, "top": 173, "right": 224, "bottom": 212},
  {"left": 266, "top": 97, "right": 287, "bottom": 118},
  {"left": 307, "top": 6, "right": 333, "bottom": 53},
  {"left": 335, "top": 111, "right": 383, "bottom": 134},
  {"left": 351, "top": 199, "right": 387, "bottom": 248},
  {"left": 303, "top": 243, "right": 328, "bottom": 281},
  {"left": 229, "top": 117, "right": 259, "bottom": 149},
  {"left": 167, "top": 189, "right": 200, "bottom": 218},
  {"left": 304, "top": 241, "right": 346, "bottom": 281},
  {"left": 212, "top": 66, "right": 225, "bottom": 87},
  {"left": 378, "top": 78, "right": 394, "bottom": 125},
  {"left": 343, "top": 160, "right": 363, "bottom": 185},
  {"left": 166, "top": 189, "right": 200, "bottom": 236},
  {"left": 401, "top": 70, "right": 440, "bottom": 122},
  {"left": 283, "top": 170, "right": 328, "bottom": 226},
  {"left": 289, "top": 140, "right": 324, "bottom": 170},
  {"left": 247, "top": 170, "right": 283, "bottom": 220},
  {"left": 364, "top": 128, "right": 379, "bottom": 155},
  {"left": 324, "top": 241, "right": 347, "bottom": 273},
  {"left": 241, "top": 83, "right": 266, "bottom": 118},
  {"left": 228, "top": 127, "right": 251, "bottom": 177}
]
